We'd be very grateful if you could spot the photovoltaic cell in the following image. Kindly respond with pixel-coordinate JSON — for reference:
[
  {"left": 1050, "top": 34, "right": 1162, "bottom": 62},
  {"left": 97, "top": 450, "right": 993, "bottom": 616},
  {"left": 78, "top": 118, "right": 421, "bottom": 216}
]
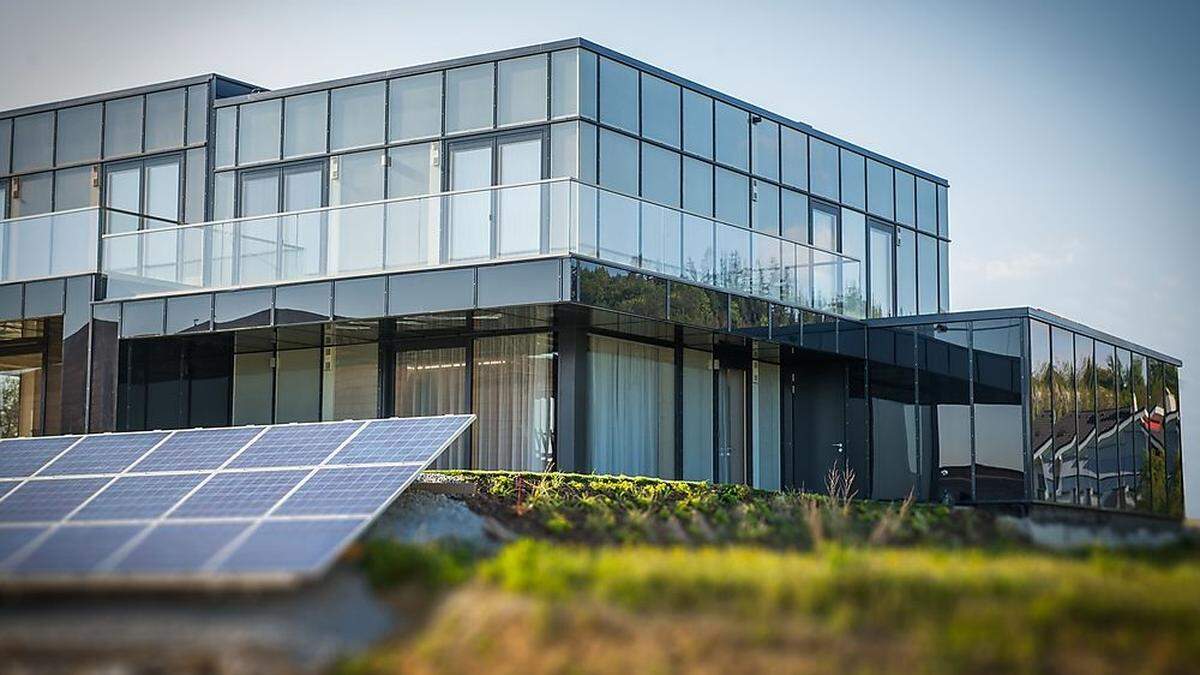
[
  {"left": 228, "top": 421, "right": 362, "bottom": 469},
  {"left": 0, "top": 481, "right": 18, "bottom": 500},
  {"left": 0, "top": 526, "right": 45, "bottom": 564},
  {"left": 41, "top": 432, "right": 170, "bottom": 476},
  {"left": 169, "top": 470, "right": 309, "bottom": 519},
  {"left": 114, "top": 522, "right": 249, "bottom": 574},
  {"left": 0, "top": 437, "right": 81, "bottom": 478},
  {"left": 275, "top": 465, "right": 420, "bottom": 516},
  {"left": 218, "top": 518, "right": 365, "bottom": 574},
  {"left": 0, "top": 478, "right": 110, "bottom": 523},
  {"left": 132, "top": 426, "right": 264, "bottom": 472},
  {"left": 72, "top": 474, "right": 205, "bottom": 522},
  {"left": 13, "top": 524, "right": 143, "bottom": 575},
  {"left": 330, "top": 415, "right": 473, "bottom": 465}
]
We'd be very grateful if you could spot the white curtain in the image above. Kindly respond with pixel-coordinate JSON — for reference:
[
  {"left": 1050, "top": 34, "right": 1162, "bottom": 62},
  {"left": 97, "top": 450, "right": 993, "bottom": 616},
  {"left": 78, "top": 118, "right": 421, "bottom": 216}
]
[
  {"left": 587, "top": 335, "right": 674, "bottom": 478},
  {"left": 396, "top": 346, "right": 469, "bottom": 468},
  {"left": 472, "top": 334, "right": 554, "bottom": 471}
]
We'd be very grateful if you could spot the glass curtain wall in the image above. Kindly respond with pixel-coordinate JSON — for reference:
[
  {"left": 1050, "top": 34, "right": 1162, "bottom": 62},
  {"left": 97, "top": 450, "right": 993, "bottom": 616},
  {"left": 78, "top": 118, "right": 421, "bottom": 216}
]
[
  {"left": 395, "top": 345, "right": 470, "bottom": 468},
  {"left": 918, "top": 322, "right": 971, "bottom": 504},
  {"left": 472, "top": 333, "right": 555, "bottom": 471},
  {"left": 752, "top": 360, "right": 780, "bottom": 490},
  {"left": 971, "top": 319, "right": 1025, "bottom": 501},
  {"left": 682, "top": 348, "right": 714, "bottom": 481},
  {"left": 869, "top": 326, "right": 923, "bottom": 500},
  {"left": 587, "top": 335, "right": 675, "bottom": 478},
  {"left": 1029, "top": 321, "right": 1054, "bottom": 501}
]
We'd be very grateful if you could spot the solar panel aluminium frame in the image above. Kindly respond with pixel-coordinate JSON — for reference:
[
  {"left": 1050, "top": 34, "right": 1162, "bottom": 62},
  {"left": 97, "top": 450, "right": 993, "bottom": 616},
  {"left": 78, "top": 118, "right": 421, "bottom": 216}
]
[{"left": 0, "top": 414, "right": 475, "bottom": 590}]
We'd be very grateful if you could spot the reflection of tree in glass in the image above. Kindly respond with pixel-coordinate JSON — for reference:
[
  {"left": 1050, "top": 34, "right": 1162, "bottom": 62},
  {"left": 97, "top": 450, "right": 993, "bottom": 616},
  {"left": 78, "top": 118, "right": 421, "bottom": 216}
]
[{"left": 0, "top": 377, "right": 20, "bottom": 438}]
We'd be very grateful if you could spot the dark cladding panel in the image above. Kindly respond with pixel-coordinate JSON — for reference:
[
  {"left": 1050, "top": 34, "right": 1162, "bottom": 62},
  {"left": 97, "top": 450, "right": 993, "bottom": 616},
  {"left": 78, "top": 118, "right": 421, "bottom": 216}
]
[
  {"left": 869, "top": 326, "right": 924, "bottom": 500},
  {"left": 388, "top": 269, "right": 475, "bottom": 315},
  {"left": 477, "top": 260, "right": 562, "bottom": 307},
  {"left": 0, "top": 285, "right": 22, "bottom": 320},
  {"left": 166, "top": 294, "right": 214, "bottom": 334},
  {"left": 668, "top": 283, "right": 726, "bottom": 330},
  {"left": 972, "top": 318, "right": 1026, "bottom": 502},
  {"left": 214, "top": 289, "right": 272, "bottom": 330},
  {"left": 577, "top": 261, "right": 666, "bottom": 320},
  {"left": 334, "top": 276, "right": 386, "bottom": 320},
  {"left": 275, "top": 282, "right": 332, "bottom": 325},
  {"left": 802, "top": 310, "right": 837, "bottom": 354},
  {"left": 24, "top": 279, "right": 64, "bottom": 318}
]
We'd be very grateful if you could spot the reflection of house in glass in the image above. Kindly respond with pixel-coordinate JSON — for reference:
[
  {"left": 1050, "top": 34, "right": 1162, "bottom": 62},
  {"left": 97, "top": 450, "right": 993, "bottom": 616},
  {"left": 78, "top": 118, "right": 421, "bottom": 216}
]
[{"left": 0, "top": 39, "right": 1182, "bottom": 517}]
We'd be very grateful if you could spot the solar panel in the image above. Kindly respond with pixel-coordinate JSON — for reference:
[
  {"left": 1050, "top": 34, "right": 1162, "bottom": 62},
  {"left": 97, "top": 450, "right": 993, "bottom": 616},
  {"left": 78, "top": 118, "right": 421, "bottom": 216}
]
[{"left": 0, "top": 414, "right": 474, "bottom": 587}]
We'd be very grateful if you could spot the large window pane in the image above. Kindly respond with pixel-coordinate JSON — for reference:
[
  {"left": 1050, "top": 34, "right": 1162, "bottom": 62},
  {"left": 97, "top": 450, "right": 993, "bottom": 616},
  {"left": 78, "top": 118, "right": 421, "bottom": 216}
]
[
  {"left": 715, "top": 222, "right": 750, "bottom": 292},
  {"left": 682, "top": 89, "right": 713, "bottom": 158},
  {"left": 321, "top": 343, "right": 379, "bottom": 421},
  {"left": 331, "top": 150, "right": 385, "bottom": 205},
  {"left": 186, "top": 84, "right": 208, "bottom": 146},
  {"left": 598, "top": 129, "right": 638, "bottom": 195},
  {"left": 641, "top": 74, "right": 680, "bottom": 148},
  {"left": 284, "top": 91, "right": 328, "bottom": 158},
  {"left": 868, "top": 221, "right": 894, "bottom": 318},
  {"left": 104, "top": 97, "right": 143, "bottom": 158},
  {"left": 895, "top": 170, "right": 915, "bottom": 226},
  {"left": 916, "top": 177, "right": 936, "bottom": 233},
  {"left": 185, "top": 148, "right": 206, "bottom": 223},
  {"left": 275, "top": 348, "right": 321, "bottom": 423},
  {"left": 331, "top": 82, "right": 385, "bottom": 150},
  {"left": 1095, "top": 341, "right": 1120, "bottom": 508},
  {"left": 841, "top": 208, "right": 866, "bottom": 317},
  {"left": 0, "top": 119, "right": 10, "bottom": 175},
  {"left": 751, "top": 232, "right": 782, "bottom": 299},
  {"left": 751, "top": 180, "right": 779, "bottom": 235},
  {"left": 473, "top": 333, "right": 555, "bottom": 472},
  {"left": 866, "top": 159, "right": 894, "bottom": 220},
  {"left": 781, "top": 189, "right": 807, "bottom": 243},
  {"left": 752, "top": 119, "right": 779, "bottom": 180},
  {"left": 682, "top": 214, "right": 715, "bottom": 284},
  {"left": 809, "top": 138, "right": 838, "bottom": 201},
  {"left": 1075, "top": 335, "right": 1098, "bottom": 506},
  {"left": 214, "top": 107, "right": 236, "bottom": 168},
  {"left": 588, "top": 335, "right": 674, "bottom": 478},
  {"left": 55, "top": 104, "right": 102, "bottom": 165},
  {"left": 396, "top": 346, "right": 469, "bottom": 468},
  {"left": 714, "top": 102, "right": 749, "bottom": 170},
  {"left": 753, "top": 361, "right": 781, "bottom": 490},
  {"left": 870, "top": 327, "right": 921, "bottom": 500},
  {"left": 598, "top": 57, "right": 638, "bottom": 133},
  {"left": 918, "top": 233, "right": 937, "bottom": 314},
  {"left": 640, "top": 143, "right": 680, "bottom": 207},
  {"left": 12, "top": 112, "right": 54, "bottom": 172},
  {"left": 387, "top": 142, "right": 436, "bottom": 198},
  {"left": 579, "top": 50, "right": 598, "bottom": 120},
  {"left": 232, "top": 352, "right": 273, "bottom": 425},
  {"left": 840, "top": 149, "right": 865, "bottom": 210},
  {"left": 896, "top": 227, "right": 916, "bottom": 315},
  {"left": 973, "top": 319, "right": 1026, "bottom": 501},
  {"left": 237, "top": 99, "right": 281, "bottom": 165},
  {"left": 938, "top": 240, "right": 950, "bottom": 312},
  {"left": 682, "top": 156, "right": 712, "bottom": 216},
  {"left": 389, "top": 72, "right": 441, "bottom": 141},
  {"left": 810, "top": 201, "right": 838, "bottom": 251},
  {"left": 330, "top": 150, "right": 385, "bottom": 273},
  {"left": 714, "top": 167, "right": 748, "bottom": 228},
  {"left": 920, "top": 322, "right": 972, "bottom": 503},
  {"left": 1051, "top": 326, "right": 1077, "bottom": 504},
  {"left": 781, "top": 126, "right": 807, "bottom": 189},
  {"left": 145, "top": 157, "right": 181, "bottom": 223},
  {"left": 683, "top": 349, "right": 714, "bottom": 481},
  {"left": 937, "top": 184, "right": 949, "bottom": 238},
  {"left": 11, "top": 171, "right": 52, "bottom": 217},
  {"left": 445, "top": 64, "right": 494, "bottom": 134},
  {"left": 1030, "top": 320, "right": 1054, "bottom": 501},
  {"left": 550, "top": 121, "right": 578, "bottom": 178},
  {"left": 498, "top": 55, "right": 548, "bottom": 126},
  {"left": 551, "top": 49, "right": 580, "bottom": 119},
  {"left": 53, "top": 166, "right": 96, "bottom": 211},
  {"left": 145, "top": 88, "right": 185, "bottom": 152}
]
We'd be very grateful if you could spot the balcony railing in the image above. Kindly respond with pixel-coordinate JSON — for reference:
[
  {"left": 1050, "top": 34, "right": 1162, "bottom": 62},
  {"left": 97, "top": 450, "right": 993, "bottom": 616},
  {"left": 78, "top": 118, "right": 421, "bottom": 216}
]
[
  {"left": 0, "top": 207, "right": 100, "bottom": 284},
  {"left": 100, "top": 179, "right": 863, "bottom": 318}
]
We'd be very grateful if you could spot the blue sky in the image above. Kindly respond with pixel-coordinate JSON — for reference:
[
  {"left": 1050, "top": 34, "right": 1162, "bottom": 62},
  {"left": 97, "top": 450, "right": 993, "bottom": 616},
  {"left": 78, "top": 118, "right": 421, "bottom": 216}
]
[{"left": 3, "top": 0, "right": 1197, "bottom": 513}]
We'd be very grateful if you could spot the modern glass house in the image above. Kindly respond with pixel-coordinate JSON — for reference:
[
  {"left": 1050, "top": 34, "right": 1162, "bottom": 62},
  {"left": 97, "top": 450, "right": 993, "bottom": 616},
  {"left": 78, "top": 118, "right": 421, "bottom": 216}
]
[{"left": 0, "top": 39, "right": 1184, "bottom": 517}]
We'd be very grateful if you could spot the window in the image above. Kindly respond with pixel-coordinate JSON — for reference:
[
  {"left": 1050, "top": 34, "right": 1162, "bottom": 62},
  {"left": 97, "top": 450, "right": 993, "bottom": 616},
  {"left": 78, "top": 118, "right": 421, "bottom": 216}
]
[
  {"left": 682, "top": 89, "right": 713, "bottom": 158},
  {"left": 752, "top": 119, "right": 779, "bottom": 180},
  {"left": 104, "top": 97, "right": 144, "bottom": 158},
  {"left": 389, "top": 72, "right": 441, "bottom": 142},
  {"left": 840, "top": 149, "right": 865, "bottom": 210},
  {"left": 683, "top": 156, "right": 712, "bottom": 216},
  {"left": 284, "top": 91, "right": 328, "bottom": 158},
  {"left": 1029, "top": 321, "right": 1054, "bottom": 501},
  {"left": 781, "top": 189, "right": 807, "bottom": 243},
  {"left": 472, "top": 333, "right": 555, "bottom": 471},
  {"left": 53, "top": 166, "right": 96, "bottom": 210},
  {"left": 895, "top": 170, "right": 915, "bottom": 226},
  {"left": 753, "top": 361, "right": 780, "bottom": 490},
  {"left": 682, "top": 214, "right": 715, "bottom": 283},
  {"left": 330, "top": 82, "right": 385, "bottom": 150},
  {"left": 938, "top": 240, "right": 950, "bottom": 312},
  {"left": 579, "top": 50, "right": 598, "bottom": 120},
  {"left": 322, "top": 343, "right": 379, "bottom": 421},
  {"left": 918, "top": 233, "right": 937, "bottom": 314},
  {"left": 551, "top": 49, "right": 580, "bottom": 119},
  {"left": 550, "top": 122, "right": 578, "bottom": 178},
  {"left": 641, "top": 74, "right": 681, "bottom": 148},
  {"left": 752, "top": 180, "right": 779, "bottom": 235},
  {"left": 397, "top": 345, "right": 469, "bottom": 468},
  {"left": 387, "top": 143, "right": 436, "bottom": 198},
  {"left": 578, "top": 121, "right": 597, "bottom": 183},
  {"left": 715, "top": 222, "right": 750, "bottom": 291},
  {"left": 866, "top": 159, "right": 894, "bottom": 220},
  {"left": 185, "top": 148, "right": 206, "bottom": 223},
  {"left": 445, "top": 64, "right": 494, "bottom": 134},
  {"left": 868, "top": 221, "right": 894, "bottom": 318},
  {"left": 714, "top": 102, "right": 749, "bottom": 170},
  {"left": 498, "top": 55, "right": 547, "bottom": 126},
  {"left": 780, "top": 127, "right": 807, "bottom": 189},
  {"left": 144, "top": 157, "right": 181, "bottom": 223},
  {"left": 275, "top": 348, "right": 321, "bottom": 422},
  {"left": 214, "top": 107, "right": 236, "bottom": 168},
  {"left": 330, "top": 149, "right": 385, "bottom": 206},
  {"left": 841, "top": 209, "right": 866, "bottom": 317},
  {"left": 896, "top": 227, "right": 916, "bottom": 315},
  {"left": 213, "top": 172, "right": 234, "bottom": 220},
  {"left": 588, "top": 335, "right": 675, "bottom": 478},
  {"left": 186, "top": 85, "right": 208, "bottom": 146},
  {"left": 715, "top": 166, "right": 748, "bottom": 227},
  {"left": 55, "top": 104, "right": 102, "bottom": 165},
  {"left": 640, "top": 143, "right": 680, "bottom": 207},
  {"left": 598, "top": 129, "right": 638, "bottom": 195},
  {"left": 1075, "top": 334, "right": 1098, "bottom": 505},
  {"left": 809, "top": 138, "right": 838, "bottom": 201},
  {"left": 232, "top": 351, "right": 273, "bottom": 425},
  {"left": 916, "top": 177, "right": 936, "bottom": 233},
  {"left": 12, "top": 112, "right": 54, "bottom": 172},
  {"left": 11, "top": 172, "right": 52, "bottom": 216},
  {"left": 239, "top": 168, "right": 280, "bottom": 217},
  {"left": 598, "top": 57, "right": 638, "bottom": 133},
  {"left": 937, "top": 184, "right": 949, "bottom": 238},
  {"left": 0, "top": 119, "right": 11, "bottom": 174},
  {"left": 145, "top": 89, "right": 185, "bottom": 152},
  {"left": 810, "top": 202, "right": 838, "bottom": 251},
  {"left": 330, "top": 150, "right": 385, "bottom": 273},
  {"left": 237, "top": 99, "right": 281, "bottom": 164},
  {"left": 683, "top": 349, "right": 714, "bottom": 481},
  {"left": 752, "top": 231, "right": 782, "bottom": 298}
]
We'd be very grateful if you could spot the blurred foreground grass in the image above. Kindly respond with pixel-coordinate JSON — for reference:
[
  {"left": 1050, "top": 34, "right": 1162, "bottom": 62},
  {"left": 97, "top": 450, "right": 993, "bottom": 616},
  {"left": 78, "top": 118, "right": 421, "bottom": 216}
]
[{"left": 342, "top": 473, "right": 1200, "bottom": 674}]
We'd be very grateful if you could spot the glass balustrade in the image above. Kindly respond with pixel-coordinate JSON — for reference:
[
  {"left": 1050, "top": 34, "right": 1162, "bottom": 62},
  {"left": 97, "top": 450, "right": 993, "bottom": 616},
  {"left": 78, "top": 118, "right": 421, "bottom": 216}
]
[
  {"left": 99, "top": 179, "right": 861, "bottom": 318},
  {"left": 0, "top": 207, "right": 100, "bottom": 283}
]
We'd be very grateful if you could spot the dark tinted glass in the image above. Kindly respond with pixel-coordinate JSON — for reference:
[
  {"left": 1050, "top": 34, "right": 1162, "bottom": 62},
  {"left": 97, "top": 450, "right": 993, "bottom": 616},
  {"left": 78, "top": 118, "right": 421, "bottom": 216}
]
[
  {"left": 1095, "top": 341, "right": 1120, "bottom": 508},
  {"left": 640, "top": 74, "right": 680, "bottom": 147},
  {"left": 973, "top": 318, "right": 1025, "bottom": 501},
  {"left": 275, "top": 283, "right": 331, "bottom": 325},
  {"left": 1075, "top": 334, "right": 1097, "bottom": 506},
  {"left": 1029, "top": 320, "right": 1054, "bottom": 501},
  {"left": 120, "top": 299, "right": 165, "bottom": 338},
  {"left": 1114, "top": 348, "right": 1135, "bottom": 509},
  {"left": 714, "top": 102, "right": 748, "bottom": 170},
  {"left": 918, "top": 322, "right": 971, "bottom": 503},
  {"left": 714, "top": 167, "right": 748, "bottom": 228},
  {"left": 165, "top": 294, "right": 212, "bottom": 333},
  {"left": 869, "top": 326, "right": 921, "bottom": 500},
  {"left": 11, "top": 171, "right": 52, "bottom": 216},
  {"left": 1164, "top": 364, "right": 1183, "bottom": 517},
  {"left": 839, "top": 149, "right": 865, "bottom": 210},
  {"left": 1050, "top": 326, "right": 1076, "bottom": 503},
  {"left": 104, "top": 97, "right": 144, "bottom": 158},
  {"left": 916, "top": 177, "right": 936, "bottom": 233},
  {"left": 682, "top": 89, "right": 713, "bottom": 158},
  {"left": 809, "top": 138, "right": 838, "bottom": 201},
  {"left": 640, "top": 143, "right": 680, "bottom": 207},
  {"left": 12, "top": 112, "right": 54, "bottom": 172},
  {"left": 866, "top": 159, "right": 894, "bottom": 220},
  {"left": 145, "top": 88, "right": 186, "bottom": 152},
  {"left": 598, "top": 58, "right": 638, "bottom": 133},
  {"left": 55, "top": 104, "right": 102, "bottom": 165},
  {"left": 896, "top": 227, "right": 916, "bottom": 315},
  {"left": 682, "top": 156, "right": 712, "bottom": 216},
  {"left": 214, "top": 289, "right": 272, "bottom": 330},
  {"left": 238, "top": 99, "right": 282, "bottom": 164},
  {"left": 334, "top": 276, "right": 385, "bottom": 319},
  {"left": 752, "top": 119, "right": 779, "bottom": 180}
]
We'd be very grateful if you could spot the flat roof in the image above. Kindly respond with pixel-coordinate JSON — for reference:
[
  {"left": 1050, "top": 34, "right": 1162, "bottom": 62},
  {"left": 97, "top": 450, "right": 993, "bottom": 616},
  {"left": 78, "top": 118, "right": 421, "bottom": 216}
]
[
  {"left": 0, "top": 74, "right": 262, "bottom": 120},
  {"left": 867, "top": 307, "right": 1183, "bottom": 366}
]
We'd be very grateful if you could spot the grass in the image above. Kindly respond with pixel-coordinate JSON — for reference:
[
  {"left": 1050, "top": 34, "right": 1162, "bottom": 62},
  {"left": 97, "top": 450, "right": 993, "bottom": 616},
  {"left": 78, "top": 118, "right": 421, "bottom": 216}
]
[{"left": 343, "top": 472, "right": 1200, "bottom": 674}]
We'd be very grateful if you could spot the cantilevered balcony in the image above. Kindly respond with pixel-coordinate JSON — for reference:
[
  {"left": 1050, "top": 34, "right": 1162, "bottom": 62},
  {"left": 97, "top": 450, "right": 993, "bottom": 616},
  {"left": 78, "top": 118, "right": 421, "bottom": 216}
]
[
  {"left": 100, "top": 180, "right": 863, "bottom": 318},
  {"left": 0, "top": 207, "right": 101, "bottom": 283}
]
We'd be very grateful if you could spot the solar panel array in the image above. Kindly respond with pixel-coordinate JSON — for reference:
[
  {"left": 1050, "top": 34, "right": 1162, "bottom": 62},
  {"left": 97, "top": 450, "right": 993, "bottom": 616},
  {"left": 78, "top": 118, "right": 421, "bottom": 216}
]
[{"left": 0, "top": 415, "right": 474, "bottom": 587}]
